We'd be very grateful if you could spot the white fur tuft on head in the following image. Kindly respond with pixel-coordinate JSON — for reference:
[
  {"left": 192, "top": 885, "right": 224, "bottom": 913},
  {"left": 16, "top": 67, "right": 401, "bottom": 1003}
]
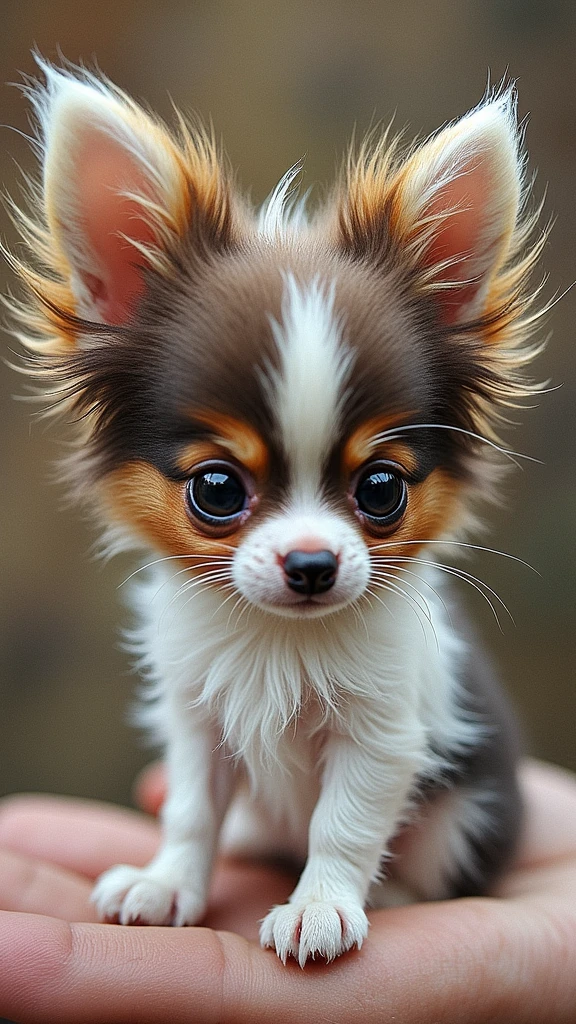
[{"left": 257, "top": 161, "right": 309, "bottom": 239}]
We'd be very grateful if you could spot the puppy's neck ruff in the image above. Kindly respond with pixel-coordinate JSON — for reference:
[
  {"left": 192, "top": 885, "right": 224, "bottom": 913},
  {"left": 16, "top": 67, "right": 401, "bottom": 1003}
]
[{"left": 133, "top": 559, "right": 475, "bottom": 791}]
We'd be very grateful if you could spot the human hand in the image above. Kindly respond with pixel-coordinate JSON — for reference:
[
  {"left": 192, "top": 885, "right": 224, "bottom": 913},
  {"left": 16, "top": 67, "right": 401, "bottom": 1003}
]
[{"left": 0, "top": 760, "right": 574, "bottom": 1023}]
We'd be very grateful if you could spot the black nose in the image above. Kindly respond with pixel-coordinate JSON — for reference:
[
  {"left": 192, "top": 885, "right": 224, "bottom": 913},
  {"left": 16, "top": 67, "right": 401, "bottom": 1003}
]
[{"left": 283, "top": 550, "right": 338, "bottom": 596}]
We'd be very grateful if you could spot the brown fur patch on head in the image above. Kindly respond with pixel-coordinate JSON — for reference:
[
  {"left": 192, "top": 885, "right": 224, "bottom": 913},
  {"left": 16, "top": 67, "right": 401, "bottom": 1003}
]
[{"left": 5, "top": 71, "right": 552, "bottom": 547}]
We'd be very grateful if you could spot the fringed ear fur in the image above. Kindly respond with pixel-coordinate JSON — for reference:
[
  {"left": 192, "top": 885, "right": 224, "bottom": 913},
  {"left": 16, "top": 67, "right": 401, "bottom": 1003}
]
[
  {"left": 5, "top": 66, "right": 547, "bottom": 405},
  {"left": 6, "top": 60, "right": 233, "bottom": 345},
  {"left": 339, "top": 91, "right": 544, "bottom": 330}
]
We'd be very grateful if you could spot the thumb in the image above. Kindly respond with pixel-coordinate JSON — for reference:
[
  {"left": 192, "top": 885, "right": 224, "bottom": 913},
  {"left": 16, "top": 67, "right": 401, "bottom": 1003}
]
[{"left": 133, "top": 761, "right": 166, "bottom": 817}]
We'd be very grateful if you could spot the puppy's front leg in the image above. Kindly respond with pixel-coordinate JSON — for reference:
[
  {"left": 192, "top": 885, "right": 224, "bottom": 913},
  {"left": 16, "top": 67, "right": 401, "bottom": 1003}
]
[
  {"left": 261, "top": 717, "right": 426, "bottom": 965},
  {"left": 93, "top": 702, "right": 234, "bottom": 926}
]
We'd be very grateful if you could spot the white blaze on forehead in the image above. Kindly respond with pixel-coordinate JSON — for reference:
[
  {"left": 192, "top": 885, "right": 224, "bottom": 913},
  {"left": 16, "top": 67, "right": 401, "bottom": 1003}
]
[{"left": 270, "top": 274, "right": 351, "bottom": 496}]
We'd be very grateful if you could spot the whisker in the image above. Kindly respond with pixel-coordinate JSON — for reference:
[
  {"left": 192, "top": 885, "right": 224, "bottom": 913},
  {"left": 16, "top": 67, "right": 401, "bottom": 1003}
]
[
  {"left": 360, "top": 588, "right": 395, "bottom": 622},
  {"left": 118, "top": 552, "right": 234, "bottom": 589},
  {"left": 377, "top": 555, "right": 510, "bottom": 632},
  {"left": 152, "top": 559, "right": 235, "bottom": 599},
  {"left": 378, "top": 555, "right": 514, "bottom": 621},
  {"left": 350, "top": 600, "right": 370, "bottom": 641},
  {"left": 158, "top": 581, "right": 210, "bottom": 635},
  {"left": 368, "top": 539, "right": 539, "bottom": 574},
  {"left": 175, "top": 570, "right": 234, "bottom": 599},
  {"left": 367, "top": 579, "right": 431, "bottom": 646},
  {"left": 174, "top": 580, "right": 235, "bottom": 620},
  {"left": 212, "top": 586, "right": 252, "bottom": 626},
  {"left": 372, "top": 562, "right": 452, "bottom": 624},
  {"left": 364, "top": 585, "right": 395, "bottom": 620},
  {"left": 224, "top": 593, "right": 250, "bottom": 632},
  {"left": 231, "top": 593, "right": 256, "bottom": 630},
  {"left": 369, "top": 568, "right": 433, "bottom": 624},
  {"left": 371, "top": 422, "right": 542, "bottom": 469},
  {"left": 163, "top": 569, "right": 234, "bottom": 615},
  {"left": 372, "top": 575, "right": 439, "bottom": 651},
  {"left": 160, "top": 579, "right": 237, "bottom": 640}
]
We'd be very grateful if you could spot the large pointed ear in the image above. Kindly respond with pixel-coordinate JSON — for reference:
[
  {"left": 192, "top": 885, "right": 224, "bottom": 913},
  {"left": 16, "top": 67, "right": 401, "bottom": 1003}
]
[
  {"left": 339, "top": 93, "right": 524, "bottom": 326},
  {"left": 31, "top": 64, "right": 231, "bottom": 326}
]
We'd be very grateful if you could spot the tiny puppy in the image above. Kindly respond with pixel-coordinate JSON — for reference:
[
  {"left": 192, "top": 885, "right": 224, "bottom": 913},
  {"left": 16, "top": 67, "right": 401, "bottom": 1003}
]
[{"left": 6, "top": 61, "right": 547, "bottom": 965}]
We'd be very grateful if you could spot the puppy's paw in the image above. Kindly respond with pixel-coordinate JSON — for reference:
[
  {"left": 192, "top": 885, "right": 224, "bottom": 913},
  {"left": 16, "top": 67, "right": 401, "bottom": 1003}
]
[
  {"left": 260, "top": 897, "right": 368, "bottom": 967},
  {"left": 91, "top": 864, "right": 206, "bottom": 926}
]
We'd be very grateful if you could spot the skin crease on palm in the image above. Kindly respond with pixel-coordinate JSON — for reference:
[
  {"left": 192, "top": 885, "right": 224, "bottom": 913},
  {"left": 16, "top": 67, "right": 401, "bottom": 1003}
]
[{"left": 0, "top": 761, "right": 574, "bottom": 1023}]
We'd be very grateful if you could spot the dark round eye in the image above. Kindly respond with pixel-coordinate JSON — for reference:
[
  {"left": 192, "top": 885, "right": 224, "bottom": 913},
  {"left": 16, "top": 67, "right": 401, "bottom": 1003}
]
[
  {"left": 354, "top": 464, "right": 407, "bottom": 529},
  {"left": 186, "top": 465, "right": 248, "bottom": 528}
]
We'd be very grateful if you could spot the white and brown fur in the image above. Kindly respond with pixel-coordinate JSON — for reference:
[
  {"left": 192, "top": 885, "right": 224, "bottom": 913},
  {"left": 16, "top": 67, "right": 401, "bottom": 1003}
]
[{"left": 5, "top": 61, "right": 548, "bottom": 965}]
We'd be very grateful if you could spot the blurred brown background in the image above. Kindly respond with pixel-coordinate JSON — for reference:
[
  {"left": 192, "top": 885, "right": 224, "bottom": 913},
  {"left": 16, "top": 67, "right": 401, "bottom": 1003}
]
[{"left": 0, "top": 0, "right": 574, "bottom": 807}]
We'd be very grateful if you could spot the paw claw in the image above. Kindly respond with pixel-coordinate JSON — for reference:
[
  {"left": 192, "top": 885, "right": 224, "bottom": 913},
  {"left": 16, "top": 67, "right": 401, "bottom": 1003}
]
[
  {"left": 92, "top": 864, "right": 206, "bottom": 927},
  {"left": 260, "top": 898, "right": 368, "bottom": 966}
]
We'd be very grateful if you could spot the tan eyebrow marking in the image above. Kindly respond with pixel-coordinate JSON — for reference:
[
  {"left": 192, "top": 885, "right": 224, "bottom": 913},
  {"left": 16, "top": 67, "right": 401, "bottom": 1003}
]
[
  {"left": 184, "top": 410, "right": 269, "bottom": 478},
  {"left": 343, "top": 414, "right": 419, "bottom": 475},
  {"left": 175, "top": 441, "right": 234, "bottom": 476}
]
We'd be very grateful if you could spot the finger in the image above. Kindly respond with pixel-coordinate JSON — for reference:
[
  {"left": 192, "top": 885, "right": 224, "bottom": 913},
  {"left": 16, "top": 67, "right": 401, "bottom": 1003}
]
[
  {"left": 514, "top": 760, "right": 576, "bottom": 868},
  {"left": 133, "top": 761, "right": 165, "bottom": 816},
  {"left": 0, "top": 795, "right": 296, "bottom": 936},
  {"left": 0, "top": 795, "right": 160, "bottom": 878},
  {"left": 495, "top": 761, "right": 576, "bottom": 902},
  {"left": 0, "top": 833, "right": 295, "bottom": 939},
  {"left": 1, "top": 899, "right": 575, "bottom": 1024},
  {"left": 0, "top": 849, "right": 96, "bottom": 922},
  {"left": 499, "top": 853, "right": 576, "bottom": 905}
]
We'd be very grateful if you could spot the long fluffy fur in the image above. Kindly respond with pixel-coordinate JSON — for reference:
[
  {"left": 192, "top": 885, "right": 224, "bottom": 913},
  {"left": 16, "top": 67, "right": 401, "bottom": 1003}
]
[
  {"left": 6, "top": 81, "right": 547, "bottom": 406},
  {"left": 3, "top": 62, "right": 547, "bottom": 967}
]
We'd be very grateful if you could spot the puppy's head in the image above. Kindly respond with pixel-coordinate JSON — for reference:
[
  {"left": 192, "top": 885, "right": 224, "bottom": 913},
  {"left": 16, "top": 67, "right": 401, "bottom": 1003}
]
[{"left": 7, "top": 64, "right": 546, "bottom": 620}]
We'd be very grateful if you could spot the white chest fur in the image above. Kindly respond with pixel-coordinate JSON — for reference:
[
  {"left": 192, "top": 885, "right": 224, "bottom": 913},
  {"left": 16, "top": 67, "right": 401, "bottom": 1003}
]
[{"left": 133, "top": 562, "right": 476, "bottom": 808}]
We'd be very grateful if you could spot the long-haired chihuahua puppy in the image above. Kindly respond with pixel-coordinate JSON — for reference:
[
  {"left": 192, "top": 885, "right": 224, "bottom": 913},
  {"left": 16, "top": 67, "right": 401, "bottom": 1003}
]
[{"left": 6, "top": 61, "right": 547, "bottom": 966}]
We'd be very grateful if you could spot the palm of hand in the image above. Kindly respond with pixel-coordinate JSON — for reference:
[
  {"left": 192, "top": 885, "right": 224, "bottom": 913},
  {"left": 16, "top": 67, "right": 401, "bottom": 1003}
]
[{"left": 0, "top": 760, "right": 575, "bottom": 1023}]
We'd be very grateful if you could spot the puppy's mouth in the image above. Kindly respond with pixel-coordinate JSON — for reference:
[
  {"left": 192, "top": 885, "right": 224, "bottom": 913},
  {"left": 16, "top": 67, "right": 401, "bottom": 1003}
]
[{"left": 256, "top": 594, "right": 353, "bottom": 619}]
